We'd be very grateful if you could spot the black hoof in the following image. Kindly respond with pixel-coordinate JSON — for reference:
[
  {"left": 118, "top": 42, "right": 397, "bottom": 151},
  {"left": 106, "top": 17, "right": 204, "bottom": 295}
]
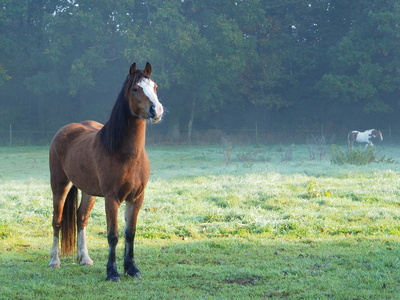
[
  {"left": 106, "top": 265, "right": 120, "bottom": 282},
  {"left": 127, "top": 271, "right": 142, "bottom": 278},
  {"left": 106, "top": 262, "right": 121, "bottom": 282},
  {"left": 125, "top": 264, "right": 142, "bottom": 278},
  {"left": 106, "top": 271, "right": 121, "bottom": 282},
  {"left": 106, "top": 275, "right": 121, "bottom": 282}
]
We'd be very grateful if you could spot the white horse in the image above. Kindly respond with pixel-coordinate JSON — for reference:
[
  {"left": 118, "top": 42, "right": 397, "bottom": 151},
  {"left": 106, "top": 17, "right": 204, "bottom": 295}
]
[{"left": 348, "top": 129, "right": 383, "bottom": 147}]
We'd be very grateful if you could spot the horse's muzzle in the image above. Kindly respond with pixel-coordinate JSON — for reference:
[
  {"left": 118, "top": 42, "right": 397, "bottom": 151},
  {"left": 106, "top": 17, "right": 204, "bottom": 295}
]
[
  {"left": 149, "top": 104, "right": 163, "bottom": 123},
  {"left": 149, "top": 105, "right": 156, "bottom": 118}
]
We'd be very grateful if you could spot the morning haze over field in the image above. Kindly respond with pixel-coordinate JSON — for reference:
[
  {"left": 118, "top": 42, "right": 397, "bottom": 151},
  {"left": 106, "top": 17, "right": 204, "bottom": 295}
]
[
  {"left": 0, "top": 0, "right": 400, "bottom": 144},
  {"left": 0, "top": 0, "right": 400, "bottom": 299}
]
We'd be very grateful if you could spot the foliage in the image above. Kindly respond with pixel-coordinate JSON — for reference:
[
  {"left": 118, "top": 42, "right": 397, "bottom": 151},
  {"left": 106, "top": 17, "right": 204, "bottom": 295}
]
[
  {"left": 315, "top": 1, "right": 400, "bottom": 117},
  {"left": 306, "top": 180, "right": 320, "bottom": 198},
  {"left": 0, "top": 64, "right": 11, "bottom": 86},
  {"left": 330, "top": 144, "right": 395, "bottom": 165},
  {"left": 236, "top": 151, "right": 258, "bottom": 168},
  {"left": 1, "top": 1, "right": 400, "bottom": 141}
]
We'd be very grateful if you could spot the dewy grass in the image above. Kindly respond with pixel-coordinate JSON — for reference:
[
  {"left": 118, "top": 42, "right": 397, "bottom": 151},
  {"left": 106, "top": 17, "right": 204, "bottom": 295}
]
[{"left": 1, "top": 145, "right": 400, "bottom": 299}]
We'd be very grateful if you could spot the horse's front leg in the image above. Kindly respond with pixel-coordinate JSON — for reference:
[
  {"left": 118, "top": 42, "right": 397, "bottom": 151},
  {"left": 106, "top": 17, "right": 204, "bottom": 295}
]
[
  {"left": 365, "top": 141, "right": 373, "bottom": 148},
  {"left": 105, "top": 197, "right": 121, "bottom": 282},
  {"left": 124, "top": 194, "right": 144, "bottom": 278}
]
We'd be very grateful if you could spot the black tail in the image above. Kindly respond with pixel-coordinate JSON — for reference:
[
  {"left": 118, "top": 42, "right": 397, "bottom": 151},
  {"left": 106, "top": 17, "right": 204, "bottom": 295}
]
[{"left": 61, "top": 185, "right": 78, "bottom": 256}]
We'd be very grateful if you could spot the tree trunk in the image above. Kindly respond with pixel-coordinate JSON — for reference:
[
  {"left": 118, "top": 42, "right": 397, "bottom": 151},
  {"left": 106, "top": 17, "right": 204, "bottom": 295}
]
[
  {"left": 167, "top": 109, "right": 181, "bottom": 142},
  {"left": 187, "top": 100, "right": 196, "bottom": 144}
]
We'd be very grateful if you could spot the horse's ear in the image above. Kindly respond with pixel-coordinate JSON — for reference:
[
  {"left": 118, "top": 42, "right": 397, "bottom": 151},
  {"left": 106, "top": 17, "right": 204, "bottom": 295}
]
[
  {"left": 144, "top": 62, "right": 152, "bottom": 76},
  {"left": 129, "top": 62, "right": 137, "bottom": 75}
]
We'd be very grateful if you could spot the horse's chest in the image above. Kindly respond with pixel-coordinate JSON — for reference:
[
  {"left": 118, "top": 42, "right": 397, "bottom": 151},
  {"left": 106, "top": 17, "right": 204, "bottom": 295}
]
[
  {"left": 117, "top": 180, "right": 145, "bottom": 202},
  {"left": 101, "top": 160, "right": 150, "bottom": 200}
]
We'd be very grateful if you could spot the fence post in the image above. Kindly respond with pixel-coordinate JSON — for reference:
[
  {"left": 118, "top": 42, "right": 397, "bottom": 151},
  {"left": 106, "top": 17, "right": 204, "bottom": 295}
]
[
  {"left": 9, "top": 124, "right": 12, "bottom": 145},
  {"left": 255, "top": 122, "right": 258, "bottom": 144}
]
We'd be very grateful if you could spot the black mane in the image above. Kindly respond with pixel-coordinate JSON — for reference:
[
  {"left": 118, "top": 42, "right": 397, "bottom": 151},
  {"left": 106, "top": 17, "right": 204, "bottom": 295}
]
[{"left": 99, "top": 71, "right": 147, "bottom": 154}]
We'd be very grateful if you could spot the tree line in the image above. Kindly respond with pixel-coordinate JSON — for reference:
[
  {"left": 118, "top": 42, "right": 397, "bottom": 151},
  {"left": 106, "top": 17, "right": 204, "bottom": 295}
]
[{"left": 0, "top": 0, "right": 399, "bottom": 143}]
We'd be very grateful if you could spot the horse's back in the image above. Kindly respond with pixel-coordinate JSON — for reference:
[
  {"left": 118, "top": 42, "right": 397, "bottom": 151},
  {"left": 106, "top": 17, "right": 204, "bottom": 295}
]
[
  {"left": 50, "top": 121, "right": 105, "bottom": 195},
  {"left": 50, "top": 121, "right": 104, "bottom": 171},
  {"left": 51, "top": 121, "right": 102, "bottom": 152},
  {"left": 81, "top": 120, "right": 104, "bottom": 131}
]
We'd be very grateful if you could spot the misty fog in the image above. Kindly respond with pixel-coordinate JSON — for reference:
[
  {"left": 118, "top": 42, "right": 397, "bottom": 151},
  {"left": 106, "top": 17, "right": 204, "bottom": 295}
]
[{"left": 0, "top": 0, "right": 399, "bottom": 145}]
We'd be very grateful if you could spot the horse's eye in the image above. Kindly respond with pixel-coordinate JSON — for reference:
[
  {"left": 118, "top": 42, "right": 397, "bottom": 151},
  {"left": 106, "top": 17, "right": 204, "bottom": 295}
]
[{"left": 132, "top": 88, "right": 138, "bottom": 92}]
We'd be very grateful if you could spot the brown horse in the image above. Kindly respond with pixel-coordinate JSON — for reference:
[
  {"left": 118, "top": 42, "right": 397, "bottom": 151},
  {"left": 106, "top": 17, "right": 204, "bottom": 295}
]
[{"left": 49, "top": 62, "right": 163, "bottom": 282}]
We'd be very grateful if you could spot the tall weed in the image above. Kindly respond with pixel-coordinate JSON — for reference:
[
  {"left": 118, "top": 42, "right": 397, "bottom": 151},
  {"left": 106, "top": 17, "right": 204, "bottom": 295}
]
[
  {"left": 221, "top": 136, "right": 233, "bottom": 165},
  {"left": 307, "top": 135, "right": 327, "bottom": 161}
]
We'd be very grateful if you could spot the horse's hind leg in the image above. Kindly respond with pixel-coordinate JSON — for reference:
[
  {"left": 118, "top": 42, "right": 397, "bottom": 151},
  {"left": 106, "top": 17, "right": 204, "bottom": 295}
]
[
  {"left": 77, "top": 192, "right": 96, "bottom": 266},
  {"left": 49, "top": 179, "right": 73, "bottom": 268}
]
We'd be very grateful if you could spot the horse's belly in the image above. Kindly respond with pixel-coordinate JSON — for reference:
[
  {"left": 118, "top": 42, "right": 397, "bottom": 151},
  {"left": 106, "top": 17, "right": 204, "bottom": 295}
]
[
  {"left": 356, "top": 133, "right": 369, "bottom": 143},
  {"left": 64, "top": 162, "right": 103, "bottom": 197},
  {"left": 63, "top": 146, "right": 103, "bottom": 197},
  {"left": 70, "top": 173, "right": 102, "bottom": 197}
]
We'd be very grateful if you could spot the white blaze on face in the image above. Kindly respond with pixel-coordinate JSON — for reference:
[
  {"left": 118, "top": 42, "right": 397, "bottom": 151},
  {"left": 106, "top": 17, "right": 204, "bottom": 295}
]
[{"left": 137, "top": 78, "right": 163, "bottom": 119}]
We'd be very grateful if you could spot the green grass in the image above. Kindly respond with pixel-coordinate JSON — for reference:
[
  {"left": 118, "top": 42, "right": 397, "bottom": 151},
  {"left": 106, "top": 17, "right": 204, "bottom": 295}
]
[{"left": 1, "top": 144, "right": 400, "bottom": 299}]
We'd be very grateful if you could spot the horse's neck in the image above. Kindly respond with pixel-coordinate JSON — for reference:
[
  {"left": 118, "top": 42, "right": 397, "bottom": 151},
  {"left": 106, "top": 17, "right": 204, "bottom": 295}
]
[
  {"left": 99, "top": 117, "right": 147, "bottom": 157},
  {"left": 122, "top": 118, "right": 147, "bottom": 155}
]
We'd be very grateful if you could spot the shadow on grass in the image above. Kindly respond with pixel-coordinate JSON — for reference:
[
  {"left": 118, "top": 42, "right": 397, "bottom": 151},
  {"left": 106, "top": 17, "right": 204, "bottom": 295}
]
[{"left": 1, "top": 236, "right": 399, "bottom": 299}]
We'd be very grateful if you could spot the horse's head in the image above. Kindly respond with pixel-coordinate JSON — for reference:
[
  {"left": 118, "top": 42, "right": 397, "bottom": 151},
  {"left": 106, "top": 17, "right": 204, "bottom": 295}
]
[
  {"left": 125, "top": 62, "right": 164, "bottom": 123},
  {"left": 372, "top": 129, "right": 383, "bottom": 141}
]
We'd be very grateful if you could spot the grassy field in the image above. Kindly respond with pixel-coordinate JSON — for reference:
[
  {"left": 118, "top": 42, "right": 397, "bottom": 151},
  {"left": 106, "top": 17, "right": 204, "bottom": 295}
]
[{"left": 0, "top": 144, "right": 399, "bottom": 299}]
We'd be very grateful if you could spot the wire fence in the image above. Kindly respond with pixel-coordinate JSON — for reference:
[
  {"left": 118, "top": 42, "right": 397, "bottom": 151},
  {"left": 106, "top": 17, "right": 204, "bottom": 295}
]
[{"left": 1, "top": 126, "right": 398, "bottom": 146}]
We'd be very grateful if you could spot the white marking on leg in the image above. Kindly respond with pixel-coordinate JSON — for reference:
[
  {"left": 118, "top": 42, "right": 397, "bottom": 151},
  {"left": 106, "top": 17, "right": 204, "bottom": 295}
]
[
  {"left": 77, "top": 228, "right": 93, "bottom": 266},
  {"left": 49, "top": 237, "right": 61, "bottom": 268}
]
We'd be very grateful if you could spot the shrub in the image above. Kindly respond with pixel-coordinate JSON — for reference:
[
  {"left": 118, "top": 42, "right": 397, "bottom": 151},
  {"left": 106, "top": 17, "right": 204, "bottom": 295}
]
[
  {"left": 331, "top": 144, "right": 394, "bottom": 165},
  {"left": 307, "top": 180, "right": 320, "bottom": 198},
  {"left": 281, "top": 144, "right": 294, "bottom": 162},
  {"left": 237, "top": 151, "right": 258, "bottom": 168}
]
